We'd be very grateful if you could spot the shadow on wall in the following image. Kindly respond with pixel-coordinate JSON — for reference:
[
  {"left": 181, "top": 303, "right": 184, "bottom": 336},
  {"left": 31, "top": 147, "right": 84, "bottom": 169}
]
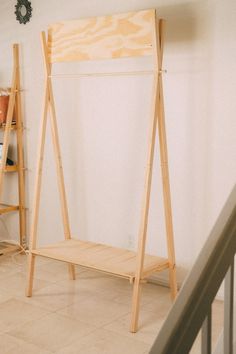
[
  {"left": 150, "top": 0, "right": 213, "bottom": 267},
  {"left": 155, "top": 1, "right": 207, "bottom": 43}
]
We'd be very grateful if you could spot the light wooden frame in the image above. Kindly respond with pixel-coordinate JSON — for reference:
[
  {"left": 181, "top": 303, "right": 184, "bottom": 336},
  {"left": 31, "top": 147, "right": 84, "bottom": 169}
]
[
  {"left": 26, "top": 9, "right": 177, "bottom": 333},
  {"left": 0, "top": 44, "right": 26, "bottom": 249}
]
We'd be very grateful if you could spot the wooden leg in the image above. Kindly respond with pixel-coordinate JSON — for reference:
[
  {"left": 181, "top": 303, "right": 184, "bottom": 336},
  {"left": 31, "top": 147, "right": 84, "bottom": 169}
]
[
  {"left": 130, "top": 277, "right": 142, "bottom": 333},
  {"left": 26, "top": 253, "right": 36, "bottom": 297},
  {"left": 157, "top": 20, "right": 177, "bottom": 300},
  {"left": 169, "top": 265, "right": 177, "bottom": 299},
  {"left": 68, "top": 264, "right": 76, "bottom": 280}
]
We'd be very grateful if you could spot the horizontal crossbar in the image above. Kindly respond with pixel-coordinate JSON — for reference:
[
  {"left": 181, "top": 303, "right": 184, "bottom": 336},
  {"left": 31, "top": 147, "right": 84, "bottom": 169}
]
[{"left": 49, "top": 70, "right": 158, "bottom": 79}]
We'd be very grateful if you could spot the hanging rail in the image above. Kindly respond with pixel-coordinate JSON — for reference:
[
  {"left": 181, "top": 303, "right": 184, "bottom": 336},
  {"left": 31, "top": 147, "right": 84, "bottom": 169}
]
[{"left": 48, "top": 70, "right": 160, "bottom": 79}]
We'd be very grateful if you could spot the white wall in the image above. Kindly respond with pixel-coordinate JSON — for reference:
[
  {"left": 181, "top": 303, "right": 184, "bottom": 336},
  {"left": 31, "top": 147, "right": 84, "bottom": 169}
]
[{"left": 0, "top": 0, "right": 235, "bottom": 283}]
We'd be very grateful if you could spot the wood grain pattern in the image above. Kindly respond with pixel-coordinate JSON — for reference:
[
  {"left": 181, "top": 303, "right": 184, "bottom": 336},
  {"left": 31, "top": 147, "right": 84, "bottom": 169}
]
[
  {"left": 31, "top": 239, "right": 169, "bottom": 281},
  {"left": 48, "top": 9, "right": 155, "bottom": 63}
]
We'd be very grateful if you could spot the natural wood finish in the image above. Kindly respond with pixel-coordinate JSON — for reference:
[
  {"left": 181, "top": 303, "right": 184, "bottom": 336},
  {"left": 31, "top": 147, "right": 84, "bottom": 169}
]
[
  {"left": 48, "top": 9, "right": 155, "bottom": 63},
  {"left": 0, "top": 124, "right": 17, "bottom": 130},
  {"left": 26, "top": 10, "right": 177, "bottom": 333},
  {"left": 0, "top": 78, "right": 16, "bottom": 198},
  {"left": 26, "top": 253, "right": 36, "bottom": 297},
  {"left": 50, "top": 70, "right": 154, "bottom": 79},
  {"left": 42, "top": 32, "right": 75, "bottom": 280},
  {"left": 4, "top": 165, "right": 18, "bottom": 172},
  {"left": 26, "top": 33, "right": 75, "bottom": 297},
  {"left": 0, "top": 44, "right": 26, "bottom": 251},
  {"left": 26, "top": 77, "right": 49, "bottom": 297},
  {"left": 0, "top": 203, "right": 19, "bottom": 214},
  {"left": 14, "top": 44, "right": 26, "bottom": 247},
  {"left": 156, "top": 20, "right": 177, "bottom": 299},
  {"left": 41, "top": 32, "right": 72, "bottom": 242},
  {"left": 130, "top": 16, "right": 160, "bottom": 333},
  {"left": 31, "top": 239, "right": 169, "bottom": 280}
]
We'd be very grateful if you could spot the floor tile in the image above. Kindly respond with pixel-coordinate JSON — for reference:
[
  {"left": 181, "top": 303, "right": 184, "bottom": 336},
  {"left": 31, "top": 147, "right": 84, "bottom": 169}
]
[
  {"left": 56, "top": 269, "right": 129, "bottom": 293},
  {"left": 0, "top": 298, "right": 49, "bottom": 332},
  {"left": 57, "top": 328, "right": 149, "bottom": 354},
  {"left": 0, "top": 253, "right": 225, "bottom": 354},
  {"left": 0, "top": 271, "right": 52, "bottom": 297},
  {"left": 58, "top": 294, "right": 130, "bottom": 327},
  {"left": 104, "top": 309, "right": 166, "bottom": 345},
  {"left": 0, "top": 289, "right": 14, "bottom": 305},
  {"left": 34, "top": 261, "right": 86, "bottom": 283},
  {"left": 9, "top": 312, "right": 97, "bottom": 352},
  {"left": 0, "top": 333, "right": 53, "bottom": 354},
  {"left": 22, "top": 282, "right": 94, "bottom": 312}
]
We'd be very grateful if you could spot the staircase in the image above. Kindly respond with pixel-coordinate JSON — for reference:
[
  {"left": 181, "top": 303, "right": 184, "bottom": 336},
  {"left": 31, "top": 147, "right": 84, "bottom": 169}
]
[{"left": 150, "top": 185, "right": 236, "bottom": 354}]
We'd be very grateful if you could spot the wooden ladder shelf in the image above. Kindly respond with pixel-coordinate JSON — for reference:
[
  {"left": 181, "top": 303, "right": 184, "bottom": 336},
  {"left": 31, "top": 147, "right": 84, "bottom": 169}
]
[
  {"left": 0, "top": 44, "right": 26, "bottom": 255},
  {"left": 26, "top": 9, "right": 177, "bottom": 333}
]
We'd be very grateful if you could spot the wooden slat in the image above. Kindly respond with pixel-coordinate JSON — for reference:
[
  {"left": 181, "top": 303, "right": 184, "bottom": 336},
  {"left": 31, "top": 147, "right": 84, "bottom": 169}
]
[
  {"left": 0, "top": 123, "right": 17, "bottom": 130},
  {"left": 31, "top": 239, "right": 169, "bottom": 280},
  {"left": 0, "top": 203, "right": 19, "bottom": 214},
  {"left": 4, "top": 165, "right": 18, "bottom": 172},
  {"left": 48, "top": 9, "right": 155, "bottom": 63}
]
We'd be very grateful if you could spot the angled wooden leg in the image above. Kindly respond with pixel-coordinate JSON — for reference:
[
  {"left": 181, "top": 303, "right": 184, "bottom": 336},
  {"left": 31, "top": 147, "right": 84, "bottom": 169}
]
[
  {"left": 130, "top": 68, "right": 159, "bottom": 332},
  {"left": 0, "top": 85, "right": 16, "bottom": 199},
  {"left": 14, "top": 44, "right": 26, "bottom": 248},
  {"left": 26, "top": 254, "right": 36, "bottom": 297},
  {"left": 41, "top": 32, "right": 76, "bottom": 280},
  {"left": 26, "top": 66, "right": 49, "bottom": 296},
  {"left": 157, "top": 20, "right": 177, "bottom": 299},
  {"left": 68, "top": 264, "right": 76, "bottom": 280},
  {"left": 169, "top": 265, "right": 177, "bottom": 299},
  {"left": 130, "top": 277, "right": 142, "bottom": 332}
]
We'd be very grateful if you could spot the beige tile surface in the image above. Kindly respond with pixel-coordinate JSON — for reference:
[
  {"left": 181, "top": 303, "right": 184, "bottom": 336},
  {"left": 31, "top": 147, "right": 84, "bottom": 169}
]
[
  {"left": 34, "top": 261, "right": 86, "bottom": 283},
  {"left": 0, "top": 298, "right": 49, "bottom": 332},
  {"left": 9, "top": 312, "right": 97, "bottom": 352},
  {"left": 0, "top": 254, "right": 224, "bottom": 354},
  {"left": 21, "top": 282, "right": 91, "bottom": 312},
  {"left": 58, "top": 294, "right": 130, "bottom": 327},
  {"left": 0, "top": 333, "right": 53, "bottom": 354},
  {"left": 0, "top": 271, "right": 51, "bottom": 297},
  {"left": 0, "top": 289, "right": 14, "bottom": 305},
  {"left": 104, "top": 309, "right": 166, "bottom": 345},
  {"left": 57, "top": 328, "right": 149, "bottom": 354}
]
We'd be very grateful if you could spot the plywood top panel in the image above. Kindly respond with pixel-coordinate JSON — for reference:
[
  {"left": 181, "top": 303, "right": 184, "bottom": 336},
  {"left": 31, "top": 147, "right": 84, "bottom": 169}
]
[{"left": 47, "top": 9, "right": 156, "bottom": 63}]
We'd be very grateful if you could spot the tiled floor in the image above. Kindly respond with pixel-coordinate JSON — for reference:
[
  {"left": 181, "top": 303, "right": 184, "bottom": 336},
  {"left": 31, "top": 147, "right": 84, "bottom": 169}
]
[{"left": 0, "top": 253, "right": 223, "bottom": 354}]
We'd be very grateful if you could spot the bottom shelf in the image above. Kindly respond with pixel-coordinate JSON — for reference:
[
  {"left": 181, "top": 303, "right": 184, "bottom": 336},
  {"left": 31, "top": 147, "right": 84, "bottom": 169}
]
[
  {"left": 0, "top": 242, "right": 20, "bottom": 255},
  {"left": 32, "top": 238, "right": 169, "bottom": 281}
]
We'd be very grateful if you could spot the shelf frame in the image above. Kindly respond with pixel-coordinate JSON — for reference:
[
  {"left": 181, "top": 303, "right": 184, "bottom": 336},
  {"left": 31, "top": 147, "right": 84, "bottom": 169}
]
[
  {"left": 31, "top": 238, "right": 170, "bottom": 282},
  {"left": 26, "top": 10, "right": 177, "bottom": 333},
  {"left": 0, "top": 44, "right": 26, "bottom": 249}
]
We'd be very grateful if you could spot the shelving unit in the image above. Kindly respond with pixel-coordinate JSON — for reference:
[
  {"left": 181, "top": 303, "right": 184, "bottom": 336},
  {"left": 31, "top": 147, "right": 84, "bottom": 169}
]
[
  {"left": 26, "top": 9, "right": 177, "bottom": 332},
  {"left": 0, "top": 44, "right": 26, "bottom": 255}
]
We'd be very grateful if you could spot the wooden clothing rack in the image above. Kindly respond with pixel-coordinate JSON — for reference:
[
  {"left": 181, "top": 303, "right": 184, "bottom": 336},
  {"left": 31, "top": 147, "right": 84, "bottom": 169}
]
[
  {"left": 26, "top": 9, "right": 177, "bottom": 333},
  {"left": 0, "top": 44, "right": 26, "bottom": 253}
]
